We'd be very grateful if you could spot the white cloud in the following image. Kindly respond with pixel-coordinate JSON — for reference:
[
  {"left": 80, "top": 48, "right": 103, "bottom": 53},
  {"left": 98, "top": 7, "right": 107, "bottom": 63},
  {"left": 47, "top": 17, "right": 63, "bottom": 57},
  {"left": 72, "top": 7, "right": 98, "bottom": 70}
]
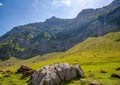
[
  {"left": 32, "top": 0, "right": 39, "bottom": 11},
  {"left": 65, "top": 0, "right": 113, "bottom": 18},
  {"left": 31, "top": 0, "right": 113, "bottom": 19},
  {"left": 0, "top": 2, "right": 3, "bottom": 7},
  {"left": 68, "top": 0, "right": 90, "bottom": 17},
  {"left": 52, "top": 0, "right": 91, "bottom": 8},
  {"left": 52, "top": 0, "right": 72, "bottom": 7},
  {"left": 61, "top": 0, "right": 71, "bottom": 7}
]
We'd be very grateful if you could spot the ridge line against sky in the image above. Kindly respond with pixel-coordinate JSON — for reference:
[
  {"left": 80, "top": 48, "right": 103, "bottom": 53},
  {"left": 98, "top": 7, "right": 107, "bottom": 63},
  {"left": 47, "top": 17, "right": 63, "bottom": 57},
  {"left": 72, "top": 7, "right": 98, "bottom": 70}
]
[{"left": 0, "top": 0, "right": 113, "bottom": 36}]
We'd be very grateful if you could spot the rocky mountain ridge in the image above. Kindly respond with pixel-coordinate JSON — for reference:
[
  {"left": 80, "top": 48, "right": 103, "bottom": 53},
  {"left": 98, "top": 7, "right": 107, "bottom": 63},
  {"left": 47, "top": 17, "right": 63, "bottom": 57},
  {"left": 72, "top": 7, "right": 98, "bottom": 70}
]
[{"left": 0, "top": 0, "right": 120, "bottom": 60}]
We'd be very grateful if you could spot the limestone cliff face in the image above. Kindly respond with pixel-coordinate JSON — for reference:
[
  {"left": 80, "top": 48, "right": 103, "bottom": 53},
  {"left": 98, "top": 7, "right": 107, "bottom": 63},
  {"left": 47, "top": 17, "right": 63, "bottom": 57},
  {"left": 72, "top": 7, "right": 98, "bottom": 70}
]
[{"left": 0, "top": 0, "right": 120, "bottom": 60}]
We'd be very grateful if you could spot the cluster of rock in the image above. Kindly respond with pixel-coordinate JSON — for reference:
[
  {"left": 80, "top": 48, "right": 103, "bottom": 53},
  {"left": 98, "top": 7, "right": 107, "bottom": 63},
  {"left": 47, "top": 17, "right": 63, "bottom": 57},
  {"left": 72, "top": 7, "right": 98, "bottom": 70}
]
[{"left": 28, "top": 63, "right": 84, "bottom": 85}]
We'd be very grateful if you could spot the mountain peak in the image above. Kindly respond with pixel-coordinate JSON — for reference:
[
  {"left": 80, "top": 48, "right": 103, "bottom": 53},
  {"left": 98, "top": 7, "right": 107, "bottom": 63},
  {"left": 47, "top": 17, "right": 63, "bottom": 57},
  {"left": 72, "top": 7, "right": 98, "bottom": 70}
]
[
  {"left": 45, "top": 16, "right": 59, "bottom": 22},
  {"left": 51, "top": 16, "right": 57, "bottom": 19},
  {"left": 111, "top": 0, "right": 120, "bottom": 5},
  {"left": 44, "top": 16, "right": 68, "bottom": 27},
  {"left": 76, "top": 8, "right": 95, "bottom": 18}
]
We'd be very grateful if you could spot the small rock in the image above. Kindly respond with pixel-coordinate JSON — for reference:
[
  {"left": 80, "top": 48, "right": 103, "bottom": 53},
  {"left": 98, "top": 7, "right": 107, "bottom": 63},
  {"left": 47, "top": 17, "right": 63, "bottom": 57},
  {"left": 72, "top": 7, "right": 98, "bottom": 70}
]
[
  {"left": 111, "top": 73, "right": 120, "bottom": 78},
  {"left": 0, "top": 69, "right": 3, "bottom": 72},
  {"left": 6, "top": 63, "right": 11, "bottom": 66},
  {"left": 6, "top": 70, "right": 11, "bottom": 73},
  {"left": 9, "top": 81, "right": 13, "bottom": 83},
  {"left": 90, "top": 80, "right": 101, "bottom": 85},
  {"left": 2, "top": 71, "right": 5, "bottom": 74},
  {"left": 80, "top": 79, "right": 88, "bottom": 84},
  {"left": 13, "top": 84, "right": 16, "bottom": 85},
  {"left": 17, "top": 65, "right": 33, "bottom": 73},
  {"left": 4, "top": 74, "right": 9, "bottom": 78},
  {"left": 17, "top": 65, "right": 35, "bottom": 78},
  {"left": 116, "top": 67, "right": 120, "bottom": 71},
  {"left": 88, "top": 72, "right": 95, "bottom": 78},
  {"left": 99, "top": 70, "right": 107, "bottom": 73}
]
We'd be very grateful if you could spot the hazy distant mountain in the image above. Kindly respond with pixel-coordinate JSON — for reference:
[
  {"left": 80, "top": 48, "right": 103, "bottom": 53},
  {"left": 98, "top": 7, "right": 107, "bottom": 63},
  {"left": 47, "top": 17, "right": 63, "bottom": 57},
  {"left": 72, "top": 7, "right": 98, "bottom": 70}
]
[{"left": 0, "top": 0, "right": 120, "bottom": 60}]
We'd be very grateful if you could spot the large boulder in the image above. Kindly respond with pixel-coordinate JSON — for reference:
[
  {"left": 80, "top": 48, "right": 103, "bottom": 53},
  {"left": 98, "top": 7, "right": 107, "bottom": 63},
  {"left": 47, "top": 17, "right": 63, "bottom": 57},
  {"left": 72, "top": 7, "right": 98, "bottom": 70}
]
[{"left": 28, "top": 63, "right": 84, "bottom": 85}]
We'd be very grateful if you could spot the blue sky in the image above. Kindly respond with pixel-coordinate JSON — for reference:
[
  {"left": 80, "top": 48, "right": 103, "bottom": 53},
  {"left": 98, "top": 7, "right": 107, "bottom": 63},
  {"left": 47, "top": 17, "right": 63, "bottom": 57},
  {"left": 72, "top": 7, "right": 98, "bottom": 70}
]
[{"left": 0, "top": 0, "right": 113, "bottom": 36}]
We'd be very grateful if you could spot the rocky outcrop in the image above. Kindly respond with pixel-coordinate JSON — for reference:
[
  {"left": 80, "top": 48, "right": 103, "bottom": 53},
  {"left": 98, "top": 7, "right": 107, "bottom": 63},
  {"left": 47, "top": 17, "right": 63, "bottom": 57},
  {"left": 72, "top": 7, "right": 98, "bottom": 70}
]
[{"left": 28, "top": 63, "right": 84, "bottom": 85}]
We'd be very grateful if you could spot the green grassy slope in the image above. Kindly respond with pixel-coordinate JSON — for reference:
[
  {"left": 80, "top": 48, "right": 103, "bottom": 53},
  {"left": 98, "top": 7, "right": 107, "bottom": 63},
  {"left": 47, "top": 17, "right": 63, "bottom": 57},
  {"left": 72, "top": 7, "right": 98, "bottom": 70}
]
[{"left": 0, "top": 32, "right": 120, "bottom": 85}]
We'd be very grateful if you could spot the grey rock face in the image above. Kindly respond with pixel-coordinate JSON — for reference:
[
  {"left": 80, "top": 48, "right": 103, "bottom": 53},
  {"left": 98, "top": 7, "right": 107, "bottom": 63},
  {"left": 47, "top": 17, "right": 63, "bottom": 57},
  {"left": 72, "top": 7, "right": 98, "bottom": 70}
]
[{"left": 28, "top": 63, "right": 84, "bottom": 85}]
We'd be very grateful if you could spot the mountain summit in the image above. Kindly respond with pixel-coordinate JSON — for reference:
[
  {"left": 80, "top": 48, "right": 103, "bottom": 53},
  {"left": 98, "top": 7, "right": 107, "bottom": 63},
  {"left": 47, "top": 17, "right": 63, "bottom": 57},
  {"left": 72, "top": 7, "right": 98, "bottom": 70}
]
[{"left": 0, "top": 0, "right": 120, "bottom": 60}]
